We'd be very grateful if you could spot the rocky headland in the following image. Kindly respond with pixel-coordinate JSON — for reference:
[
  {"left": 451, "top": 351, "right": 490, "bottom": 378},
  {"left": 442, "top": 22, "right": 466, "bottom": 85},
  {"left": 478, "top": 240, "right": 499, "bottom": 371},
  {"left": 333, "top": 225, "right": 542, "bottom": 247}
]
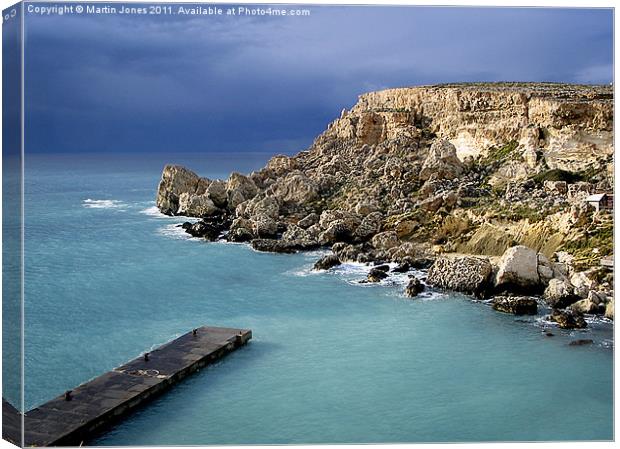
[{"left": 156, "top": 83, "right": 614, "bottom": 329}]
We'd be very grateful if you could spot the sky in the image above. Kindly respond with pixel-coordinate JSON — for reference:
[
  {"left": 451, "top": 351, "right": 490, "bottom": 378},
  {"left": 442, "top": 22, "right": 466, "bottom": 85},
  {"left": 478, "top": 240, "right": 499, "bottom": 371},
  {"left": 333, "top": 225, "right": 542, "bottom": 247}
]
[{"left": 22, "top": 4, "right": 614, "bottom": 154}]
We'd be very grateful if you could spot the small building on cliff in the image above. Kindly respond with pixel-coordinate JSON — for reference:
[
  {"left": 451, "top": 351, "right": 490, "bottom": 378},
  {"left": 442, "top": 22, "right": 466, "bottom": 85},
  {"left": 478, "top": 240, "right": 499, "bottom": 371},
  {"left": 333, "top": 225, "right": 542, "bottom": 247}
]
[{"left": 585, "top": 193, "right": 614, "bottom": 212}]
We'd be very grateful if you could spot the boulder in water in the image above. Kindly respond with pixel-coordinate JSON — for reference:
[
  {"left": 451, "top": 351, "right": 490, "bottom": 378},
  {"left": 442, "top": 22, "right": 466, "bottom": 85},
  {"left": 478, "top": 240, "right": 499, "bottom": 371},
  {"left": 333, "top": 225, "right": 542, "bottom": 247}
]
[
  {"left": 228, "top": 217, "right": 254, "bottom": 242},
  {"left": 569, "top": 339, "right": 594, "bottom": 346},
  {"left": 185, "top": 221, "right": 220, "bottom": 240},
  {"left": 405, "top": 277, "right": 424, "bottom": 297},
  {"left": 313, "top": 254, "right": 341, "bottom": 271},
  {"left": 392, "top": 262, "right": 411, "bottom": 273},
  {"left": 492, "top": 296, "right": 538, "bottom": 315},
  {"left": 494, "top": 245, "right": 543, "bottom": 293},
  {"left": 549, "top": 309, "right": 587, "bottom": 329},
  {"left": 427, "top": 256, "right": 493, "bottom": 297},
  {"left": 367, "top": 268, "right": 389, "bottom": 283}
]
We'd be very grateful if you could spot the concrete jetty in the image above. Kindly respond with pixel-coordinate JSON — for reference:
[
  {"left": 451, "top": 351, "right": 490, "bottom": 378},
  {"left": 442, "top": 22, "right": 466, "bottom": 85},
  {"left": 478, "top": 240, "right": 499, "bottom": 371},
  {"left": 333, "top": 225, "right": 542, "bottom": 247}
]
[
  {"left": 2, "top": 326, "right": 252, "bottom": 447},
  {"left": 2, "top": 399, "right": 22, "bottom": 446}
]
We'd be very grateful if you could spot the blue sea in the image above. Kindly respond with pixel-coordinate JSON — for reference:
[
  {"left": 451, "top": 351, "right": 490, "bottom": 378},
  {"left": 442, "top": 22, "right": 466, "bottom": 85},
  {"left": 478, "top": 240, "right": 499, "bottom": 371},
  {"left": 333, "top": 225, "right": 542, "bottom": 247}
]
[{"left": 10, "top": 152, "right": 615, "bottom": 443}]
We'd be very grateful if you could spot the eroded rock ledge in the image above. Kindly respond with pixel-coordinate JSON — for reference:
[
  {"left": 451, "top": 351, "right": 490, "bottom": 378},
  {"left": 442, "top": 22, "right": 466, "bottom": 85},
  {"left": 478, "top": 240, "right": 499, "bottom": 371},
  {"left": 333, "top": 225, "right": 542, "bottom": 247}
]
[{"left": 156, "top": 83, "right": 614, "bottom": 326}]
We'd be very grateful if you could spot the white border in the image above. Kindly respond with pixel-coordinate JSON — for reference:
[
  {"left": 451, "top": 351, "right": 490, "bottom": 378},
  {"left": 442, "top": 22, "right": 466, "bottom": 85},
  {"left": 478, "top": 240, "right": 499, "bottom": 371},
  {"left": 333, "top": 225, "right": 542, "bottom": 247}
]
[{"left": 0, "top": 2, "right": 616, "bottom": 449}]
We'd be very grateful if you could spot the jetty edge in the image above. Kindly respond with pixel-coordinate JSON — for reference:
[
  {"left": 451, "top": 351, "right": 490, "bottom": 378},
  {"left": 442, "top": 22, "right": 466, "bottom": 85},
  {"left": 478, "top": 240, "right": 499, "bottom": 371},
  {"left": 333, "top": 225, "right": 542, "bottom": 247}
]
[{"left": 2, "top": 326, "right": 252, "bottom": 447}]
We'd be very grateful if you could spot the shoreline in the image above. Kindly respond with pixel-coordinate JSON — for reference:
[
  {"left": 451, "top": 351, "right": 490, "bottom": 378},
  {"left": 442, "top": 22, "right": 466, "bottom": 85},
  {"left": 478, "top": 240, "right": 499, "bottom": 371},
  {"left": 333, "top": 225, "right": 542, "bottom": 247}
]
[
  {"left": 154, "top": 82, "right": 614, "bottom": 333},
  {"left": 151, "top": 212, "right": 613, "bottom": 344}
]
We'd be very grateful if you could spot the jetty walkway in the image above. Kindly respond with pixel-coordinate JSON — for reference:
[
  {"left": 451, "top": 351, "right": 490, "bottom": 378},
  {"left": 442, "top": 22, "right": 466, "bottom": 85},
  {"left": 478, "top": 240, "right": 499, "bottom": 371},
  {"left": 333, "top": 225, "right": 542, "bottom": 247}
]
[{"left": 2, "top": 326, "right": 252, "bottom": 446}]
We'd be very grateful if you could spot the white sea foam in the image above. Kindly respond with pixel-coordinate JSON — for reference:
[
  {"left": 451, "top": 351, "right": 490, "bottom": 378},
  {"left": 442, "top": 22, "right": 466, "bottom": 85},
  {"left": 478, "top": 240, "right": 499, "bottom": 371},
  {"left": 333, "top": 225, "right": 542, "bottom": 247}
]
[
  {"left": 302, "top": 249, "right": 331, "bottom": 259},
  {"left": 140, "top": 205, "right": 201, "bottom": 225},
  {"left": 600, "top": 339, "right": 614, "bottom": 349},
  {"left": 386, "top": 288, "right": 442, "bottom": 302},
  {"left": 147, "top": 333, "right": 183, "bottom": 352},
  {"left": 289, "top": 258, "right": 367, "bottom": 279},
  {"left": 419, "top": 291, "right": 451, "bottom": 301},
  {"left": 335, "top": 261, "right": 370, "bottom": 274},
  {"left": 536, "top": 313, "right": 612, "bottom": 331},
  {"left": 82, "top": 199, "right": 127, "bottom": 209},
  {"left": 157, "top": 223, "right": 198, "bottom": 240},
  {"left": 287, "top": 264, "right": 323, "bottom": 277},
  {"left": 291, "top": 258, "right": 430, "bottom": 298},
  {"left": 336, "top": 262, "right": 424, "bottom": 288},
  {"left": 535, "top": 315, "right": 556, "bottom": 327},
  {"left": 140, "top": 205, "right": 166, "bottom": 217},
  {"left": 139, "top": 205, "right": 197, "bottom": 221},
  {"left": 584, "top": 314, "right": 613, "bottom": 325},
  {"left": 212, "top": 239, "right": 247, "bottom": 247}
]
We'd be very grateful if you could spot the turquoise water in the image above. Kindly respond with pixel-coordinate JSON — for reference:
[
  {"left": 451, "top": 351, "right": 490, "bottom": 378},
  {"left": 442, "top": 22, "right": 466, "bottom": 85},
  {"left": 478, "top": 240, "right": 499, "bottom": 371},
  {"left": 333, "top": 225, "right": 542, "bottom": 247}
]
[{"left": 19, "top": 153, "right": 613, "bottom": 444}]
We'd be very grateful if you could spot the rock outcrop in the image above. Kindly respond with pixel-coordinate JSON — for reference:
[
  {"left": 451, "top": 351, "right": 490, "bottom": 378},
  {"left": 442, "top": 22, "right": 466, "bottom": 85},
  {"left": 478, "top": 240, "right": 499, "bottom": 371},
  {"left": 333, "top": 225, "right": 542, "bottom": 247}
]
[
  {"left": 494, "top": 246, "right": 549, "bottom": 293},
  {"left": 313, "top": 254, "right": 341, "bottom": 271},
  {"left": 570, "top": 270, "right": 598, "bottom": 299},
  {"left": 570, "top": 298, "right": 600, "bottom": 315},
  {"left": 427, "top": 256, "right": 492, "bottom": 297},
  {"left": 492, "top": 296, "right": 538, "bottom": 315},
  {"left": 345, "top": 83, "right": 612, "bottom": 170},
  {"left": 367, "top": 266, "right": 390, "bottom": 283},
  {"left": 549, "top": 309, "right": 588, "bottom": 329},
  {"left": 543, "top": 278, "right": 579, "bottom": 309},
  {"left": 404, "top": 277, "right": 424, "bottom": 297},
  {"left": 182, "top": 218, "right": 229, "bottom": 240},
  {"left": 178, "top": 193, "right": 220, "bottom": 217},
  {"left": 419, "top": 139, "right": 464, "bottom": 181},
  {"left": 157, "top": 165, "right": 210, "bottom": 215},
  {"left": 494, "top": 245, "right": 537, "bottom": 287}
]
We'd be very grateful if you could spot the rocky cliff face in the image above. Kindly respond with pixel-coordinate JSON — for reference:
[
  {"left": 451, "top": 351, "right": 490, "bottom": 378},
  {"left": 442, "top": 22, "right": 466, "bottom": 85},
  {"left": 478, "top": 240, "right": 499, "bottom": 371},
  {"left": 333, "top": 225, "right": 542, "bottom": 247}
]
[
  {"left": 156, "top": 82, "right": 614, "bottom": 321},
  {"left": 338, "top": 83, "right": 612, "bottom": 171}
]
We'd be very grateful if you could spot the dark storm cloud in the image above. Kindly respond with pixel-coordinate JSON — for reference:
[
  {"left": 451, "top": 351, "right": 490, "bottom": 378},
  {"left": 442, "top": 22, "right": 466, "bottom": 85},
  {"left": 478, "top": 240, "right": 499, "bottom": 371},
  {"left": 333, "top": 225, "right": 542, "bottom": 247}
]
[{"left": 24, "top": 5, "right": 613, "bottom": 154}]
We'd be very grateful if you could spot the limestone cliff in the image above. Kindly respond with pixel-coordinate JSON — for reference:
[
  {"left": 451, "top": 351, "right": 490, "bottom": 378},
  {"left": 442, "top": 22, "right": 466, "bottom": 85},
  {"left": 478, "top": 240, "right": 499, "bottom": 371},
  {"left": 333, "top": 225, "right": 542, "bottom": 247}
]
[
  {"left": 156, "top": 82, "right": 613, "bottom": 284},
  {"left": 333, "top": 83, "right": 612, "bottom": 171}
]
